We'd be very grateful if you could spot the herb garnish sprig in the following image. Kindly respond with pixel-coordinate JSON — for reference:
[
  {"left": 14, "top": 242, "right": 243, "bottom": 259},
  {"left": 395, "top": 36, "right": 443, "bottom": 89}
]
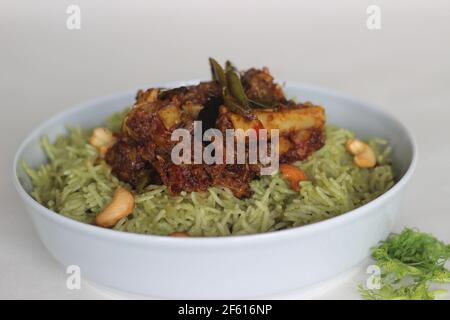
[
  {"left": 209, "top": 58, "right": 275, "bottom": 120},
  {"left": 360, "top": 228, "right": 450, "bottom": 300}
]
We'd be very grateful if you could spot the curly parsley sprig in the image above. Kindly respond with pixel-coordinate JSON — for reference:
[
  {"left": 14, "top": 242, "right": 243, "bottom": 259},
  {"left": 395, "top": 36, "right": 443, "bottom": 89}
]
[{"left": 360, "top": 228, "right": 450, "bottom": 300}]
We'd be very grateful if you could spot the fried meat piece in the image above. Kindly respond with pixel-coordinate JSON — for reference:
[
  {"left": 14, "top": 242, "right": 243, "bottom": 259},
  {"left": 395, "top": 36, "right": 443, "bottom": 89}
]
[
  {"left": 216, "top": 102, "right": 325, "bottom": 163},
  {"left": 105, "top": 65, "right": 324, "bottom": 198},
  {"left": 106, "top": 83, "right": 220, "bottom": 188}
]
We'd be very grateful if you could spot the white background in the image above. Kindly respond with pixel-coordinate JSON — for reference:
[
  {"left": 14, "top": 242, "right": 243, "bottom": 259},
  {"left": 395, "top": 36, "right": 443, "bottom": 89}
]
[{"left": 1, "top": 0, "right": 449, "bottom": 299}]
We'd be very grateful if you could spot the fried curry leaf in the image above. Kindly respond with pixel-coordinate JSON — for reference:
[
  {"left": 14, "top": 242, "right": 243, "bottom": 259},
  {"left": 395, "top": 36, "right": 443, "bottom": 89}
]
[
  {"left": 248, "top": 98, "right": 278, "bottom": 109},
  {"left": 209, "top": 57, "right": 255, "bottom": 120},
  {"left": 222, "top": 88, "right": 256, "bottom": 120},
  {"left": 209, "top": 57, "right": 227, "bottom": 88},
  {"left": 225, "top": 68, "right": 249, "bottom": 107},
  {"left": 225, "top": 60, "right": 237, "bottom": 73}
]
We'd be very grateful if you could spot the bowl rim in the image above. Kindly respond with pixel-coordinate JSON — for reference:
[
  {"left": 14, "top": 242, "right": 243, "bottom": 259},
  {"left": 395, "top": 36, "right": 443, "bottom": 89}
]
[{"left": 12, "top": 81, "right": 418, "bottom": 247}]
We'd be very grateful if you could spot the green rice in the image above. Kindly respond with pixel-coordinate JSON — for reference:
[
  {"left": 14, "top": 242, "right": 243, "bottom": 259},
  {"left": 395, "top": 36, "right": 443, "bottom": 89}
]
[{"left": 22, "top": 113, "right": 395, "bottom": 236}]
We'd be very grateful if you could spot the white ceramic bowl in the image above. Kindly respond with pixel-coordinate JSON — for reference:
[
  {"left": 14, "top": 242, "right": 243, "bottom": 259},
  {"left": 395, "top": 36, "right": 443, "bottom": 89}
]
[{"left": 13, "top": 81, "right": 416, "bottom": 299}]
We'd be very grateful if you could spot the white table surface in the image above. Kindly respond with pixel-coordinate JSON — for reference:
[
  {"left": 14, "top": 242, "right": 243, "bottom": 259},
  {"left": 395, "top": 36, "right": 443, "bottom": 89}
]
[{"left": 1, "top": 0, "right": 449, "bottom": 299}]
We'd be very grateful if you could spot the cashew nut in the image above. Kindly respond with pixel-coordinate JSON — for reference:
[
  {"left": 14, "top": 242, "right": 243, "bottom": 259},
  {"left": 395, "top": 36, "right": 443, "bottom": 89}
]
[
  {"left": 95, "top": 187, "right": 135, "bottom": 228},
  {"left": 346, "top": 139, "right": 367, "bottom": 155},
  {"left": 346, "top": 139, "right": 376, "bottom": 168},
  {"left": 279, "top": 163, "right": 308, "bottom": 192},
  {"left": 89, "top": 128, "right": 117, "bottom": 156},
  {"left": 354, "top": 148, "right": 377, "bottom": 168}
]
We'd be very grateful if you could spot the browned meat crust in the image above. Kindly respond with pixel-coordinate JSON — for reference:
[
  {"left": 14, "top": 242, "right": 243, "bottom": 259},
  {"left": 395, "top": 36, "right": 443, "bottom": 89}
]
[
  {"left": 104, "top": 137, "right": 150, "bottom": 187},
  {"left": 241, "top": 67, "right": 286, "bottom": 104}
]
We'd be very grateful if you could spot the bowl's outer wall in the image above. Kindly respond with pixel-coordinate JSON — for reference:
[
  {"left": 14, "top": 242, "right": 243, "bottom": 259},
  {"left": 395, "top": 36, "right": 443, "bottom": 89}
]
[
  {"left": 24, "top": 196, "right": 401, "bottom": 298},
  {"left": 15, "top": 83, "right": 414, "bottom": 298}
]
